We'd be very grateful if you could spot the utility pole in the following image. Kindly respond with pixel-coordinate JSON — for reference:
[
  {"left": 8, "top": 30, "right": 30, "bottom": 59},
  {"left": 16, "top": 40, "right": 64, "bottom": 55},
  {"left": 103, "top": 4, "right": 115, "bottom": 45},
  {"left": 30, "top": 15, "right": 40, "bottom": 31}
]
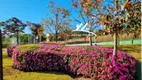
[{"left": 0, "top": 29, "right": 3, "bottom": 80}]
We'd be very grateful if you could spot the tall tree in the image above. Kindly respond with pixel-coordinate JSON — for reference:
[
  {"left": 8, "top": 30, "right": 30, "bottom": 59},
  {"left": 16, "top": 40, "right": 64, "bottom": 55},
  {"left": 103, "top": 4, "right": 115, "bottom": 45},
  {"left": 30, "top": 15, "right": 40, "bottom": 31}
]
[
  {"left": 71, "top": 0, "right": 103, "bottom": 46},
  {"left": 42, "top": 0, "right": 71, "bottom": 42},
  {"left": 3, "top": 17, "right": 26, "bottom": 44},
  {"left": 26, "top": 21, "right": 42, "bottom": 43},
  {"left": 80, "top": 0, "right": 141, "bottom": 56},
  {"left": 99, "top": 0, "right": 140, "bottom": 56}
]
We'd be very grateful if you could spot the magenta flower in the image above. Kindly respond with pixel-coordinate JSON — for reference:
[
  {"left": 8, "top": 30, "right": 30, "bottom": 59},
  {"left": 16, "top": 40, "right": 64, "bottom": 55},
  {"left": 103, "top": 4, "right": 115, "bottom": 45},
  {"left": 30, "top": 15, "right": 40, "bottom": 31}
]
[{"left": 11, "top": 44, "right": 136, "bottom": 80}]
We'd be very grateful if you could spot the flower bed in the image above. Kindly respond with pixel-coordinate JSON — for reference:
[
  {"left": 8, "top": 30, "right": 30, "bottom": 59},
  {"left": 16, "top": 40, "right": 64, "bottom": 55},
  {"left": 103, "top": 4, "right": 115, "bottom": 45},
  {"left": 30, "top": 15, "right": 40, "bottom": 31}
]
[{"left": 12, "top": 43, "right": 136, "bottom": 80}]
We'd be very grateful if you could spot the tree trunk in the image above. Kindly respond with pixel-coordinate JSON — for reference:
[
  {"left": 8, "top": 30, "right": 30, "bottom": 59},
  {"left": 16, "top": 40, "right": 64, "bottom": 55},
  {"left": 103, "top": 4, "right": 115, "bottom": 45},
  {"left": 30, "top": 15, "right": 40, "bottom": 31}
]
[
  {"left": 90, "top": 33, "right": 93, "bottom": 46},
  {"left": 89, "top": 26, "right": 92, "bottom": 46},
  {"left": 16, "top": 31, "right": 19, "bottom": 44},
  {"left": 55, "top": 31, "right": 58, "bottom": 42},
  {"left": 88, "top": 20, "right": 92, "bottom": 46},
  {"left": 39, "top": 35, "right": 42, "bottom": 42},
  {"left": 0, "top": 29, "right": 3, "bottom": 80},
  {"left": 33, "top": 34, "right": 36, "bottom": 43},
  {"left": 113, "top": 32, "right": 118, "bottom": 56},
  {"left": 55, "top": 14, "right": 58, "bottom": 43}
]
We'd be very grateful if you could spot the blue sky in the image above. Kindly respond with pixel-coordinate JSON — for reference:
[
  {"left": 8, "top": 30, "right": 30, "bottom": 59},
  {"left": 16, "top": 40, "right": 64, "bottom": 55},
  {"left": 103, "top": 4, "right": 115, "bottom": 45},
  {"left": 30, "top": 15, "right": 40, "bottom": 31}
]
[
  {"left": 0, "top": 0, "right": 111, "bottom": 34},
  {"left": 0, "top": 0, "right": 73, "bottom": 34}
]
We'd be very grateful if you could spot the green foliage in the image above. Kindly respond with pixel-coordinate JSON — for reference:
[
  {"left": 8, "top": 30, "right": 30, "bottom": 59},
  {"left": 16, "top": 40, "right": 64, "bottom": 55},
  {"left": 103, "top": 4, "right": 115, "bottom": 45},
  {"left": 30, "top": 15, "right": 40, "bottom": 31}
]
[
  {"left": 3, "top": 17, "right": 26, "bottom": 34},
  {"left": 20, "top": 34, "right": 29, "bottom": 44},
  {"left": 3, "top": 17, "right": 27, "bottom": 44},
  {"left": 2, "top": 37, "right": 11, "bottom": 48},
  {"left": 48, "top": 35, "right": 54, "bottom": 42}
]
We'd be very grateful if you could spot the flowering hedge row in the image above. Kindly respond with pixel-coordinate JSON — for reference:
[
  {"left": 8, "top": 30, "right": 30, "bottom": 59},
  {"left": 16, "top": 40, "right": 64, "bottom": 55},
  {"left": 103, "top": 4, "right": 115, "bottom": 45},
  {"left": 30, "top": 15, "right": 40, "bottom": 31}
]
[
  {"left": 7, "top": 44, "right": 38, "bottom": 57},
  {"left": 7, "top": 44, "right": 18, "bottom": 57},
  {"left": 12, "top": 43, "right": 136, "bottom": 80}
]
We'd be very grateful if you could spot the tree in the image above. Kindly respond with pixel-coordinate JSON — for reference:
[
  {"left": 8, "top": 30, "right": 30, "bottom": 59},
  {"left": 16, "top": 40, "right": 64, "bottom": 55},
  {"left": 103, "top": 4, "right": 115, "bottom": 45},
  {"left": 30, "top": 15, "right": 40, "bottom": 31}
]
[
  {"left": 99, "top": 0, "right": 140, "bottom": 56},
  {"left": 3, "top": 17, "right": 26, "bottom": 44},
  {"left": 42, "top": 0, "right": 71, "bottom": 42},
  {"left": 58, "top": 27, "right": 72, "bottom": 41},
  {"left": 0, "top": 22, "right": 4, "bottom": 26},
  {"left": 19, "top": 34, "right": 28, "bottom": 44},
  {"left": 71, "top": 0, "right": 103, "bottom": 46},
  {"left": 80, "top": 0, "right": 141, "bottom": 56},
  {"left": 26, "top": 21, "right": 43, "bottom": 43}
]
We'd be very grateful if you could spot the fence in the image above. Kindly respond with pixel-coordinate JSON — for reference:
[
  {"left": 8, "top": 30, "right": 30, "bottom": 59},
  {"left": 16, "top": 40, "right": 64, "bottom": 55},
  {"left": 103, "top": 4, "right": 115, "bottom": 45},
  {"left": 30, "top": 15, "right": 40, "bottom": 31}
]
[{"left": 94, "top": 39, "right": 141, "bottom": 45}]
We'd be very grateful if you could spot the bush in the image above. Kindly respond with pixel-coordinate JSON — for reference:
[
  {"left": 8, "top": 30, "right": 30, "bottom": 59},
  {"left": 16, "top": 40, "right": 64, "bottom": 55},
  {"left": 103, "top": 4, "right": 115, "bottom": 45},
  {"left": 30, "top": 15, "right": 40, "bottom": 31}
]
[
  {"left": 7, "top": 44, "right": 38, "bottom": 57},
  {"left": 7, "top": 45, "right": 18, "bottom": 57},
  {"left": 12, "top": 44, "right": 136, "bottom": 80}
]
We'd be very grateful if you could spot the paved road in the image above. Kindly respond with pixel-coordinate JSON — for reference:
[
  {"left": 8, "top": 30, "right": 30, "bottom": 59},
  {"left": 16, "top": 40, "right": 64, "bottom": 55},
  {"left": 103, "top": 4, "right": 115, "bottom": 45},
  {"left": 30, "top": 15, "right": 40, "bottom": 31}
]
[{"left": 66, "top": 43, "right": 97, "bottom": 46}]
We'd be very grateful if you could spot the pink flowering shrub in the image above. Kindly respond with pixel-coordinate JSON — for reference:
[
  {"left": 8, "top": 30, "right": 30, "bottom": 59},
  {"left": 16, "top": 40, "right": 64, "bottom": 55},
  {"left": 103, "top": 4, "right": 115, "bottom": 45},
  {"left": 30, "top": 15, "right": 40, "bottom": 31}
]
[
  {"left": 12, "top": 43, "right": 66, "bottom": 71},
  {"left": 12, "top": 49, "right": 68, "bottom": 71},
  {"left": 12, "top": 44, "right": 136, "bottom": 80},
  {"left": 7, "top": 44, "right": 38, "bottom": 57},
  {"left": 7, "top": 44, "right": 18, "bottom": 57}
]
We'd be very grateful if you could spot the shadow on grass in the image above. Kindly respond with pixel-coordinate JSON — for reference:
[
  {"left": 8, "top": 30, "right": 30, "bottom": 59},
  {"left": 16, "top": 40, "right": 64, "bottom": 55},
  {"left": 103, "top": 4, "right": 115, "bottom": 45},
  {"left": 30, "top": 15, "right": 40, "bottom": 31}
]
[
  {"left": 135, "top": 60, "right": 141, "bottom": 80},
  {"left": 27, "top": 70, "right": 78, "bottom": 79}
]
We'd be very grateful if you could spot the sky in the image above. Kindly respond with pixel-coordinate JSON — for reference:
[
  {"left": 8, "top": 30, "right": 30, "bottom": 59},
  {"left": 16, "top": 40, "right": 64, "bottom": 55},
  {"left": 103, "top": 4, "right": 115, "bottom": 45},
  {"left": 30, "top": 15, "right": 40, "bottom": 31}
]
[
  {"left": 0, "top": 0, "right": 73, "bottom": 34},
  {"left": 0, "top": 0, "right": 111, "bottom": 34}
]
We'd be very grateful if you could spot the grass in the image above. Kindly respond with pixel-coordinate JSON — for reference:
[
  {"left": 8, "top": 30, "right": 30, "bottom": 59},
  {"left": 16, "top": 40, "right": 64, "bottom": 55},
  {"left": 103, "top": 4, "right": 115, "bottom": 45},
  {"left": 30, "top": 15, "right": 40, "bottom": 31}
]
[
  {"left": 100, "top": 45, "right": 141, "bottom": 61},
  {"left": 2, "top": 48, "right": 74, "bottom": 80},
  {"left": 16, "top": 44, "right": 38, "bottom": 51}
]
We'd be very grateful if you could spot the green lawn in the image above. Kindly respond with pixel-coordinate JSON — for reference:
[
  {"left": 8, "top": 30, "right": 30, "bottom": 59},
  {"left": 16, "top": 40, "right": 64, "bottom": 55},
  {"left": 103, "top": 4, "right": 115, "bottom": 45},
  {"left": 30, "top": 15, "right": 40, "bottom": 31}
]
[
  {"left": 100, "top": 45, "right": 141, "bottom": 61},
  {"left": 2, "top": 48, "right": 74, "bottom": 80}
]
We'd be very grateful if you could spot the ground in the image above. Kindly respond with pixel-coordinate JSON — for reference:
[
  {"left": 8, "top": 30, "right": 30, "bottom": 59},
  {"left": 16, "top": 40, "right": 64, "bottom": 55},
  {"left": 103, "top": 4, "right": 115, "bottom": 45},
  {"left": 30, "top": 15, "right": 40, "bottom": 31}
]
[{"left": 2, "top": 44, "right": 141, "bottom": 80}]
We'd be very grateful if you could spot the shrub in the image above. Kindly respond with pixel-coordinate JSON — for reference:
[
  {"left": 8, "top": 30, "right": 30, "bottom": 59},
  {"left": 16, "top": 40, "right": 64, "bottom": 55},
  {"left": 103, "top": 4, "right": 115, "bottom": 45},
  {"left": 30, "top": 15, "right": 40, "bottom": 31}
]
[
  {"left": 7, "top": 45, "right": 18, "bottom": 57},
  {"left": 12, "top": 43, "right": 66, "bottom": 71},
  {"left": 7, "top": 44, "right": 38, "bottom": 57},
  {"left": 12, "top": 44, "right": 136, "bottom": 80},
  {"left": 66, "top": 46, "right": 136, "bottom": 80}
]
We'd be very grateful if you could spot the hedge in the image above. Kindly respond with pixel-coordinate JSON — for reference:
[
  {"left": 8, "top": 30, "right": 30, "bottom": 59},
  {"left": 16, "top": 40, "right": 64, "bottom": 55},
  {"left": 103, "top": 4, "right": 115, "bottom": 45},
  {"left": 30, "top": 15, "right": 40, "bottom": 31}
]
[
  {"left": 7, "top": 44, "right": 38, "bottom": 57},
  {"left": 7, "top": 44, "right": 18, "bottom": 57},
  {"left": 12, "top": 43, "right": 136, "bottom": 80}
]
